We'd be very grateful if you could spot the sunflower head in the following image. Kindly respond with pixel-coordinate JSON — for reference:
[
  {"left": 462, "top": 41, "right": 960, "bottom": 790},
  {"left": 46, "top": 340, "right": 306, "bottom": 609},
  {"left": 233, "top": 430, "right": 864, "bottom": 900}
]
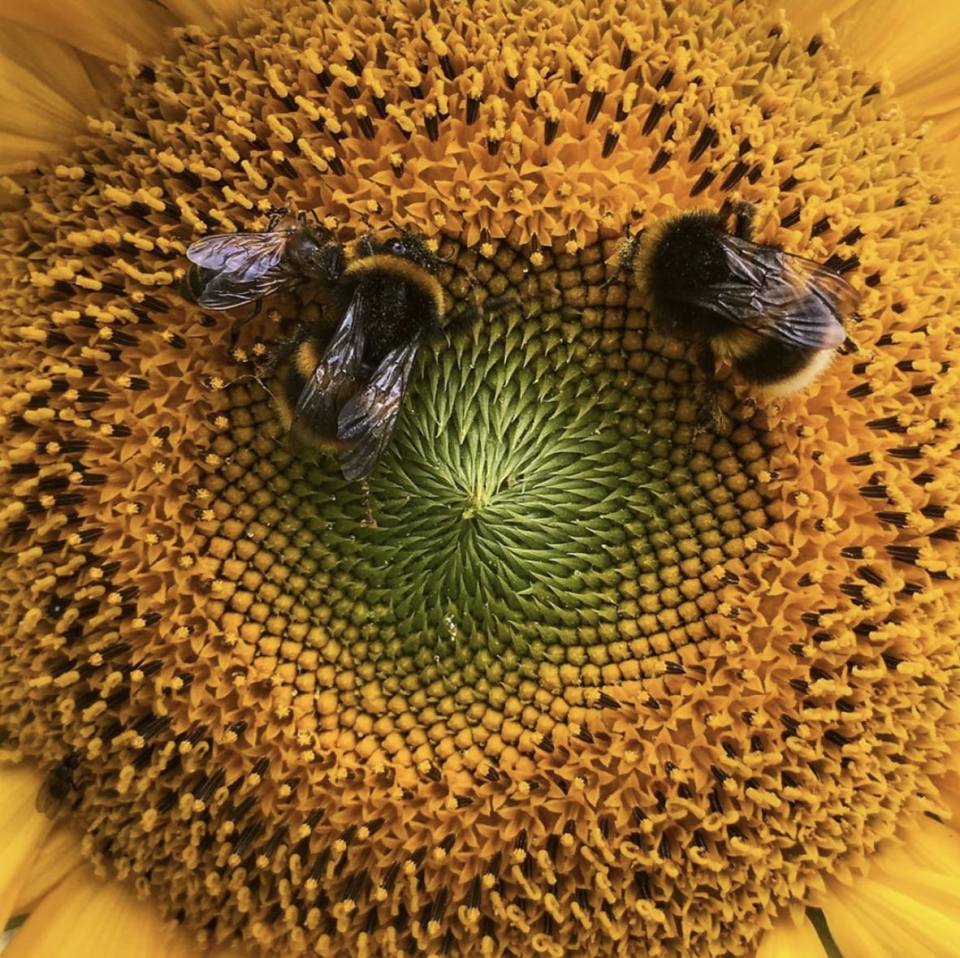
[{"left": 1, "top": 1, "right": 959, "bottom": 957}]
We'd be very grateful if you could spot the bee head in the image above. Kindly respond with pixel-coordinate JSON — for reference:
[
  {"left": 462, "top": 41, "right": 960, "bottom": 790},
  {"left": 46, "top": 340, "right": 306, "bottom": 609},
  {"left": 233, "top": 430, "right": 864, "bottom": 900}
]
[
  {"left": 290, "top": 227, "right": 344, "bottom": 281},
  {"left": 381, "top": 232, "right": 437, "bottom": 273}
]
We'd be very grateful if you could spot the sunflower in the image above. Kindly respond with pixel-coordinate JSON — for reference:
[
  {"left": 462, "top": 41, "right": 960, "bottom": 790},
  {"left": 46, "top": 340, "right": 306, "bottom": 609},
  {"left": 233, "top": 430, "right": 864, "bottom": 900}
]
[{"left": 1, "top": 1, "right": 959, "bottom": 957}]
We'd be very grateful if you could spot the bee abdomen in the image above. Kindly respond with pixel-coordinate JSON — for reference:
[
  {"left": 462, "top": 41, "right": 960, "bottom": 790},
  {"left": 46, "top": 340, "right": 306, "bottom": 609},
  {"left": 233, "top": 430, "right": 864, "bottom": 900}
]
[{"left": 732, "top": 338, "right": 833, "bottom": 397}]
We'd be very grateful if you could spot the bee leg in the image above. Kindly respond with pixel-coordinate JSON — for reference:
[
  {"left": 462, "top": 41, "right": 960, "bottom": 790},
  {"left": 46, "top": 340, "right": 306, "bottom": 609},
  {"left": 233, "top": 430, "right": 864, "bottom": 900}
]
[
  {"left": 265, "top": 205, "right": 289, "bottom": 230},
  {"left": 359, "top": 478, "right": 378, "bottom": 528},
  {"left": 256, "top": 324, "right": 306, "bottom": 376},
  {"left": 227, "top": 299, "right": 264, "bottom": 350},
  {"left": 599, "top": 230, "right": 643, "bottom": 289},
  {"left": 694, "top": 343, "right": 730, "bottom": 435},
  {"left": 443, "top": 292, "right": 523, "bottom": 338},
  {"left": 731, "top": 201, "right": 756, "bottom": 240}
]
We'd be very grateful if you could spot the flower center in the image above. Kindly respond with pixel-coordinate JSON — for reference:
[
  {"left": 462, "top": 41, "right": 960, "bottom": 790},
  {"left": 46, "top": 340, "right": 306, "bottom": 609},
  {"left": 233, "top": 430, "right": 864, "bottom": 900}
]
[{"left": 204, "top": 242, "right": 773, "bottom": 766}]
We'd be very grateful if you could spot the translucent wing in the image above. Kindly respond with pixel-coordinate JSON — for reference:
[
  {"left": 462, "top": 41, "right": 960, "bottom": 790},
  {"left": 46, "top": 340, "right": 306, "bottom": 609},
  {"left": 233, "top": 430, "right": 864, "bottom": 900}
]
[
  {"left": 336, "top": 339, "right": 421, "bottom": 481},
  {"left": 677, "top": 235, "right": 856, "bottom": 350},
  {"left": 195, "top": 265, "right": 293, "bottom": 309},
  {"left": 186, "top": 231, "right": 290, "bottom": 280},
  {"left": 292, "top": 295, "right": 367, "bottom": 446}
]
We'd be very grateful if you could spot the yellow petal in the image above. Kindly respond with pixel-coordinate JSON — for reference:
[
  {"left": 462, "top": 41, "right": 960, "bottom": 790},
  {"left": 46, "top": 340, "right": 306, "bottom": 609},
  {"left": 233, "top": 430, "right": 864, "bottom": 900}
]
[
  {"left": 784, "top": 0, "right": 960, "bottom": 163},
  {"left": 0, "top": 21, "right": 109, "bottom": 172},
  {"left": 0, "top": 1, "right": 178, "bottom": 64},
  {"left": 0, "top": 132, "right": 68, "bottom": 173},
  {"left": 822, "top": 818, "right": 960, "bottom": 958},
  {"left": 159, "top": 0, "right": 244, "bottom": 30},
  {"left": 5, "top": 868, "right": 197, "bottom": 958},
  {"left": 757, "top": 912, "right": 829, "bottom": 957},
  {"left": 13, "top": 823, "right": 85, "bottom": 914},
  {"left": 0, "top": 21, "right": 101, "bottom": 115},
  {"left": 0, "top": 765, "right": 53, "bottom": 932}
]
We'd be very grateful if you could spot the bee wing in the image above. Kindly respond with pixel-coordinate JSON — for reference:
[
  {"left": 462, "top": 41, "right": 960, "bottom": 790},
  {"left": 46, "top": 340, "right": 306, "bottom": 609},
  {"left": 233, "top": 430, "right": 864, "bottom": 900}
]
[
  {"left": 292, "top": 296, "right": 367, "bottom": 443},
  {"left": 35, "top": 781, "right": 59, "bottom": 816},
  {"left": 336, "top": 339, "right": 421, "bottom": 481},
  {"left": 195, "top": 265, "right": 293, "bottom": 309},
  {"left": 186, "top": 231, "right": 290, "bottom": 280},
  {"left": 688, "top": 236, "right": 856, "bottom": 350}
]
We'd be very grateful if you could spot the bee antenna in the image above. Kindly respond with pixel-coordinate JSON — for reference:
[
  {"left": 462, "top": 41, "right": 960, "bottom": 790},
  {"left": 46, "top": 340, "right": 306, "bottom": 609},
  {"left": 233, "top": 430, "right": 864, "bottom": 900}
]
[{"left": 355, "top": 229, "right": 378, "bottom": 258}]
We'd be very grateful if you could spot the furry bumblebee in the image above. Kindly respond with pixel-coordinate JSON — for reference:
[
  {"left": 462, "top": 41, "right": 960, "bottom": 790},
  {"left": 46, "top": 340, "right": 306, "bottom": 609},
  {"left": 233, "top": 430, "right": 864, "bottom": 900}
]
[
  {"left": 274, "top": 233, "right": 443, "bottom": 481},
  {"left": 633, "top": 202, "right": 857, "bottom": 423}
]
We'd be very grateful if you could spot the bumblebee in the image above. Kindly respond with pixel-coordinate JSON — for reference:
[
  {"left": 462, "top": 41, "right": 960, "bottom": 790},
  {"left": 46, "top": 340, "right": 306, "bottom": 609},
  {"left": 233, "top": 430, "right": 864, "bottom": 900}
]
[
  {"left": 182, "top": 208, "right": 344, "bottom": 334},
  {"left": 634, "top": 202, "right": 857, "bottom": 424},
  {"left": 36, "top": 752, "right": 81, "bottom": 817},
  {"left": 274, "top": 233, "right": 444, "bottom": 481}
]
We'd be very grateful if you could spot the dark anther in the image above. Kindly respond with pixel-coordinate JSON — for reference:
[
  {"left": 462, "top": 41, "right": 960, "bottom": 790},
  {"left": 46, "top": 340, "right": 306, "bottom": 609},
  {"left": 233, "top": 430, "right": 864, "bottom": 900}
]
[
  {"left": 866, "top": 416, "right": 907, "bottom": 433},
  {"left": 886, "top": 545, "right": 920, "bottom": 564},
  {"left": 811, "top": 217, "right": 830, "bottom": 237},
  {"left": 649, "top": 148, "right": 671, "bottom": 173},
  {"left": 689, "top": 170, "right": 716, "bottom": 196},
  {"left": 586, "top": 90, "right": 605, "bottom": 123},
  {"left": 601, "top": 130, "right": 619, "bottom": 158},
  {"left": 466, "top": 96, "right": 481, "bottom": 125},
  {"left": 859, "top": 566, "right": 885, "bottom": 586},
  {"left": 720, "top": 161, "right": 749, "bottom": 191},
  {"left": 689, "top": 126, "right": 717, "bottom": 162},
  {"left": 932, "top": 527, "right": 959, "bottom": 542},
  {"left": 642, "top": 101, "right": 665, "bottom": 135}
]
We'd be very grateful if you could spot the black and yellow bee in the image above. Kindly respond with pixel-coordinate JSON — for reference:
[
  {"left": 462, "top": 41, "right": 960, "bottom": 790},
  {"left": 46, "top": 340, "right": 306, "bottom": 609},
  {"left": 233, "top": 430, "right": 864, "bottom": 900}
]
[
  {"left": 274, "top": 233, "right": 444, "bottom": 481},
  {"left": 36, "top": 752, "right": 82, "bottom": 817},
  {"left": 633, "top": 202, "right": 858, "bottom": 423}
]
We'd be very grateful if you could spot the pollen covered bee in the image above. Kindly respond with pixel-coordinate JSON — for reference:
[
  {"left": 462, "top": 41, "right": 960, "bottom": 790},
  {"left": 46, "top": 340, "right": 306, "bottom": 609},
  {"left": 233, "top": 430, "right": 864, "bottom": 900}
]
[
  {"left": 273, "top": 232, "right": 444, "bottom": 481},
  {"left": 634, "top": 202, "right": 858, "bottom": 425},
  {"left": 181, "top": 207, "right": 344, "bottom": 337}
]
